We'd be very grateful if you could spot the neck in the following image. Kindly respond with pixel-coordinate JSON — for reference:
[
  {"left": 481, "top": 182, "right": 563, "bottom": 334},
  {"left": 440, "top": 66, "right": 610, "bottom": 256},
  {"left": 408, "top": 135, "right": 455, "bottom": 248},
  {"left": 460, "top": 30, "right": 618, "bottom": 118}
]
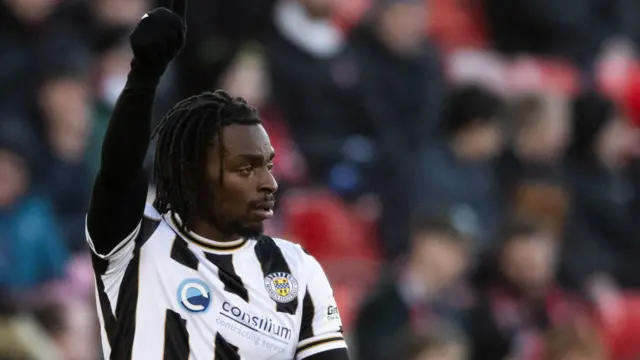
[{"left": 187, "top": 217, "right": 242, "bottom": 243}]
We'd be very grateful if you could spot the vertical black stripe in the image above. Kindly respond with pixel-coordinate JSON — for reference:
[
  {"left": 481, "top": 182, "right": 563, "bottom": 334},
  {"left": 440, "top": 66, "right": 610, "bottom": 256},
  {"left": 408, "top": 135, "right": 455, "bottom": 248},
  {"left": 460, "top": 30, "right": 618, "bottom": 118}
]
[
  {"left": 163, "top": 310, "right": 190, "bottom": 360},
  {"left": 139, "top": 216, "right": 161, "bottom": 247},
  {"left": 214, "top": 333, "right": 240, "bottom": 360},
  {"left": 254, "top": 236, "right": 299, "bottom": 314},
  {"left": 205, "top": 253, "right": 249, "bottom": 302},
  {"left": 170, "top": 236, "right": 200, "bottom": 270},
  {"left": 91, "top": 254, "right": 117, "bottom": 347},
  {"left": 110, "top": 216, "right": 159, "bottom": 360},
  {"left": 299, "top": 288, "right": 315, "bottom": 341},
  {"left": 90, "top": 216, "right": 160, "bottom": 351}
]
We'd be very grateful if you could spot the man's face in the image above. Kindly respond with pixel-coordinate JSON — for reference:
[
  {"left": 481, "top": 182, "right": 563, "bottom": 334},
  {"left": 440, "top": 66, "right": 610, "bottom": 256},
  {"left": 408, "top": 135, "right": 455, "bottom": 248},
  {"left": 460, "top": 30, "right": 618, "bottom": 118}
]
[
  {"left": 202, "top": 124, "right": 278, "bottom": 238},
  {"left": 501, "top": 233, "right": 556, "bottom": 293},
  {"left": 596, "top": 116, "right": 639, "bottom": 166},
  {"left": 465, "top": 120, "right": 503, "bottom": 160},
  {"left": 39, "top": 77, "right": 91, "bottom": 161},
  {"left": 414, "top": 234, "right": 468, "bottom": 291},
  {"left": 378, "top": 3, "right": 427, "bottom": 54},
  {"left": 5, "top": 0, "right": 56, "bottom": 23}
]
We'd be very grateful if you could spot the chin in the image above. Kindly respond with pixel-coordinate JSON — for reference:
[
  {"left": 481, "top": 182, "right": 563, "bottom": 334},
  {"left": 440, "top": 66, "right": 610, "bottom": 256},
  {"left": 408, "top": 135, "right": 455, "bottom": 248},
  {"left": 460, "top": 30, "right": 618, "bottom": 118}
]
[{"left": 236, "top": 223, "right": 265, "bottom": 238}]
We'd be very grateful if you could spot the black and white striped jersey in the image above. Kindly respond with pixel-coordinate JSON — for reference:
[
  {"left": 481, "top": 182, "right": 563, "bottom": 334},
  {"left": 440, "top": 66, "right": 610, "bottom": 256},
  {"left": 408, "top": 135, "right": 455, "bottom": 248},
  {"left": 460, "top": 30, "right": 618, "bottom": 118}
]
[{"left": 87, "top": 203, "right": 347, "bottom": 360}]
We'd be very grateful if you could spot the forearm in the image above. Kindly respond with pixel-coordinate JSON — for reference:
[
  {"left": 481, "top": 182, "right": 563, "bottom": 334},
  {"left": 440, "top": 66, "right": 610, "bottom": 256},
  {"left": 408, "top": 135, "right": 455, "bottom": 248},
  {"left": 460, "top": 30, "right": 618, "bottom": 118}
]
[{"left": 99, "top": 69, "right": 159, "bottom": 186}]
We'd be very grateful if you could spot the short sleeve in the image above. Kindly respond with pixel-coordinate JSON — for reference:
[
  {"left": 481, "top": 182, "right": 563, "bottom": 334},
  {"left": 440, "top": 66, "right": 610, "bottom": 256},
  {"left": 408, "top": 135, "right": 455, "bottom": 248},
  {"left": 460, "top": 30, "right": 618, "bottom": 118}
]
[
  {"left": 86, "top": 200, "right": 160, "bottom": 260},
  {"left": 86, "top": 219, "right": 141, "bottom": 260},
  {"left": 296, "top": 256, "right": 348, "bottom": 360}
]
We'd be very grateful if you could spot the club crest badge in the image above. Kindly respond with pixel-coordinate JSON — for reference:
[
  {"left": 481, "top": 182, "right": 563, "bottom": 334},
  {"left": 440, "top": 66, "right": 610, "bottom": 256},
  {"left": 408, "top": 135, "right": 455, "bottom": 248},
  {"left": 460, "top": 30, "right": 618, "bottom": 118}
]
[{"left": 264, "top": 272, "right": 299, "bottom": 303}]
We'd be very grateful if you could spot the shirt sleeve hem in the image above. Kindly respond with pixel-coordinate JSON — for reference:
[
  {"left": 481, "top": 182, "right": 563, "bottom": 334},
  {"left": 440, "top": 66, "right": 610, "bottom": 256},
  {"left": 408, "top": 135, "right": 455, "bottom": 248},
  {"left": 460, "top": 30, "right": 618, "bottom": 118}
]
[
  {"left": 86, "top": 220, "right": 142, "bottom": 259},
  {"left": 296, "top": 334, "right": 347, "bottom": 360}
]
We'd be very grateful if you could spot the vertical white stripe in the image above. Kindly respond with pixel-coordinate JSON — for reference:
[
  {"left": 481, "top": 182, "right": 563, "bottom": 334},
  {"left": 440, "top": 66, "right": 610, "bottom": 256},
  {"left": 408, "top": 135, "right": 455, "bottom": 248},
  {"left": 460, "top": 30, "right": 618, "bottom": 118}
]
[
  {"left": 94, "top": 283, "right": 112, "bottom": 359},
  {"left": 186, "top": 313, "right": 215, "bottom": 360},
  {"left": 131, "top": 229, "right": 173, "bottom": 359},
  {"left": 189, "top": 244, "right": 218, "bottom": 360},
  {"left": 101, "top": 238, "right": 137, "bottom": 315}
]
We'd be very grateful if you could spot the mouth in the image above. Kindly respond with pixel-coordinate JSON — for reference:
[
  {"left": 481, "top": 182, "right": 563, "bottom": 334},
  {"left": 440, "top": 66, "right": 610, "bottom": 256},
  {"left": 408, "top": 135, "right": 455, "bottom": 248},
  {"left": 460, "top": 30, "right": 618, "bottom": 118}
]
[{"left": 250, "top": 200, "right": 275, "bottom": 220}]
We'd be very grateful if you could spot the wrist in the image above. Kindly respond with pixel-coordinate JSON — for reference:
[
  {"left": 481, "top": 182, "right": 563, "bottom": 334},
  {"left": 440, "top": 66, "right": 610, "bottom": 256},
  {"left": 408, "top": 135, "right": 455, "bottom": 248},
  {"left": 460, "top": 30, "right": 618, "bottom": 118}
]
[{"left": 128, "top": 59, "right": 163, "bottom": 89}]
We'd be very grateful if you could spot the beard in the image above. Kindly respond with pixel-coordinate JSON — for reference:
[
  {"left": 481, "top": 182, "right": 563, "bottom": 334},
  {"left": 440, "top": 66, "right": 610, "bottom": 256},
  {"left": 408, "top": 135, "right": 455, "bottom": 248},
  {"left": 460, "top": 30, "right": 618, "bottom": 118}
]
[
  {"left": 208, "top": 213, "right": 265, "bottom": 240},
  {"left": 198, "top": 196, "right": 267, "bottom": 240},
  {"left": 233, "top": 221, "right": 265, "bottom": 239}
]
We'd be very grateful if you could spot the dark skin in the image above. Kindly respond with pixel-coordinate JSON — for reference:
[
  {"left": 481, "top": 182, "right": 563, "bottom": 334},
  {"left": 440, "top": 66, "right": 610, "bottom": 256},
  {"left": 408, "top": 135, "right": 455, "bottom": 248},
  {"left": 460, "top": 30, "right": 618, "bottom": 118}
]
[{"left": 190, "top": 123, "right": 278, "bottom": 241}]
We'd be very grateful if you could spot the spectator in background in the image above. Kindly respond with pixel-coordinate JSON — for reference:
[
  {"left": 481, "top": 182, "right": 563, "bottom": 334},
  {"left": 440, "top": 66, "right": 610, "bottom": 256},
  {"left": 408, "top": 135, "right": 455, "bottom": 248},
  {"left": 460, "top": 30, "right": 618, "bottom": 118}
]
[
  {"left": 483, "top": 0, "right": 636, "bottom": 68},
  {"left": 349, "top": 0, "right": 444, "bottom": 253},
  {"left": 560, "top": 92, "right": 640, "bottom": 290},
  {"left": 501, "top": 92, "right": 570, "bottom": 190},
  {"left": 56, "top": 0, "right": 149, "bottom": 53},
  {"left": 266, "top": 0, "right": 364, "bottom": 196},
  {"left": 37, "top": 54, "right": 93, "bottom": 253},
  {"left": 349, "top": 0, "right": 443, "bottom": 149},
  {"left": 354, "top": 216, "right": 471, "bottom": 360},
  {"left": 175, "top": 0, "right": 278, "bottom": 97},
  {"left": 469, "top": 218, "right": 586, "bottom": 360},
  {"left": 0, "top": 0, "right": 68, "bottom": 121},
  {"left": 499, "top": 92, "right": 571, "bottom": 234},
  {"left": 390, "top": 324, "right": 469, "bottom": 360},
  {"left": 406, "top": 85, "right": 504, "bottom": 258},
  {"left": 0, "top": 121, "right": 68, "bottom": 295}
]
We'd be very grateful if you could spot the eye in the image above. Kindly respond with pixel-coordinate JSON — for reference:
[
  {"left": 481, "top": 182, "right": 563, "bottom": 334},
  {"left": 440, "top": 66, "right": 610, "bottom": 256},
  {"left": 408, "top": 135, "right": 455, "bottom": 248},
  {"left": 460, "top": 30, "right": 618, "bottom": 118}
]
[
  {"left": 267, "top": 162, "right": 274, "bottom": 172},
  {"left": 239, "top": 166, "right": 255, "bottom": 176}
]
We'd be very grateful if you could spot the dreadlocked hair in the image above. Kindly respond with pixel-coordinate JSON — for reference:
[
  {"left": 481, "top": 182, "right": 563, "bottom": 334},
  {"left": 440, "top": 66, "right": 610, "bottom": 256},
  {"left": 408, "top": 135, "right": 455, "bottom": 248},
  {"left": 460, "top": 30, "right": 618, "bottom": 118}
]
[{"left": 151, "top": 90, "right": 261, "bottom": 233}]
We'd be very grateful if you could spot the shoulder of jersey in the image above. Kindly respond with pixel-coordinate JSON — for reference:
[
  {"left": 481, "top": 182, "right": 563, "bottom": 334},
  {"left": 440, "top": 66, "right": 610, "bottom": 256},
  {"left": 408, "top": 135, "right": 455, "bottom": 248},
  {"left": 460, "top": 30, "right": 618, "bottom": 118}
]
[
  {"left": 144, "top": 203, "right": 162, "bottom": 221},
  {"left": 269, "top": 236, "right": 315, "bottom": 261}
]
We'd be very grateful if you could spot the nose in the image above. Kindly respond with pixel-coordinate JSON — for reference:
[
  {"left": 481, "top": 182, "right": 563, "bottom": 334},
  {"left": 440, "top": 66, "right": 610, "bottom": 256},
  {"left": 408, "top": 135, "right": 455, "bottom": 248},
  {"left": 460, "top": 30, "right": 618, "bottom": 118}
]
[{"left": 258, "top": 169, "right": 278, "bottom": 194}]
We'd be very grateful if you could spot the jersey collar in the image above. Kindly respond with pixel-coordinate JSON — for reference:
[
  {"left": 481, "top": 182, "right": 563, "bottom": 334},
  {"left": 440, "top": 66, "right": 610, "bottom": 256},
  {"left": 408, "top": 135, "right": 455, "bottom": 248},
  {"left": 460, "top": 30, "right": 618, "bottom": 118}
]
[{"left": 165, "top": 212, "right": 249, "bottom": 252}]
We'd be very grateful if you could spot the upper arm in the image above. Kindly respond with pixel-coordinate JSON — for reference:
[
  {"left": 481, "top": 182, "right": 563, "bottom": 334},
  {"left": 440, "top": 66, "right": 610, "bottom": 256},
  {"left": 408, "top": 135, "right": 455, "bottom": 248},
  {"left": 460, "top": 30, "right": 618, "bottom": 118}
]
[
  {"left": 86, "top": 168, "right": 148, "bottom": 258},
  {"left": 297, "top": 257, "right": 349, "bottom": 360}
]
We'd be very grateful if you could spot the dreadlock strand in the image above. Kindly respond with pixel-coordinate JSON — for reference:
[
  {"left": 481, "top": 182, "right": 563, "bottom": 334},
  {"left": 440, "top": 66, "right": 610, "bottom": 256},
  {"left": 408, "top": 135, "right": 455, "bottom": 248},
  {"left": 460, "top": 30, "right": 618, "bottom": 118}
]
[
  {"left": 214, "top": 105, "right": 227, "bottom": 184},
  {"left": 153, "top": 112, "right": 181, "bottom": 213},
  {"left": 179, "top": 109, "right": 214, "bottom": 221},
  {"left": 154, "top": 108, "right": 188, "bottom": 213},
  {"left": 168, "top": 108, "right": 198, "bottom": 229}
]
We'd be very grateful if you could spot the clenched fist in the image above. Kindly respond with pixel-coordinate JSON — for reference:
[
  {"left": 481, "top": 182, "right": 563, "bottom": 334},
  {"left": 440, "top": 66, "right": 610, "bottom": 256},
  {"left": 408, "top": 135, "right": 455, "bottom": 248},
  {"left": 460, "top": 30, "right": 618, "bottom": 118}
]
[{"left": 130, "top": 0, "right": 187, "bottom": 78}]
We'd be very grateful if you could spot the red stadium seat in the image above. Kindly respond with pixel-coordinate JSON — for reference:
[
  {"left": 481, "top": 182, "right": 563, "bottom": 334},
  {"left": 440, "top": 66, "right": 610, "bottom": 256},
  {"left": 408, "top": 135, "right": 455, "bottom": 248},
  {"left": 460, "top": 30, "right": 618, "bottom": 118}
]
[
  {"left": 597, "top": 294, "right": 640, "bottom": 360},
  {"left": 279, "top": 190, "right": 382, "bottom": 331},
  {"left": 279, "top": 190, "right": 380, "bottom": 263},
  {"left": 332, "top": 284, "right": 365, "bottom": 331},
  {"left": 279, "top": 189, "right": 382, "bottom": 292},
  {"left": 505, "top": 57, "right": 579, "bottom": 95},
  {"left": 427, "top": 0, "right": 489, "bottom": 51}
]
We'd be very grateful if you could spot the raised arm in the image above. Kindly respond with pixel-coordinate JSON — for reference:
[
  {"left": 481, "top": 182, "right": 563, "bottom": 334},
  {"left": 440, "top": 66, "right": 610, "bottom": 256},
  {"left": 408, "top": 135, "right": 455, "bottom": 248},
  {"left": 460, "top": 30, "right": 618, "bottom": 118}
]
[{"left": 86, "top": 1, "right": 187, "bottom": 256}]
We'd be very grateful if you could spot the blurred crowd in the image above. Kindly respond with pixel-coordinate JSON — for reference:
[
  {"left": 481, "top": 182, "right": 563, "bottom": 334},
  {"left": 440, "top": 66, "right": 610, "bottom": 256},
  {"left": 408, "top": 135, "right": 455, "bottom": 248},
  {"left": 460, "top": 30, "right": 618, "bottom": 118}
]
[{"left": 1, "top": 0, "right": 640, "bottom": 359}]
